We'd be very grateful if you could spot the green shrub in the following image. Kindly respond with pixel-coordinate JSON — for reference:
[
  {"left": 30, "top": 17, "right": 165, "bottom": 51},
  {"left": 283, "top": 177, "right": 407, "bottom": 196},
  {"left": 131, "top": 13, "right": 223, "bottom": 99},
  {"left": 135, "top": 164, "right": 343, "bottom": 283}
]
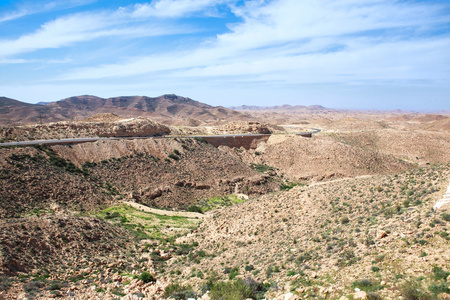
[
  {"left": 48, "top": 282, "right": 61, "bottom": 290},
  {"left": 371, "top": 266, "right": 380, "bottom": 272},
  {"left": 280, "top": 182, "right": 301, "bottom": 191},
  {"left": 138, "top": 271, "right": 155, "bottom": 283},
  {"left": 164, "top": 283, "right": 196, "bottom": 299},
  {"left": 244, "top": 265, "right": 254, "bottom": 272},
  {"left": 429, "top": 283, "right": 450, "bottom": 294},
  {"left": 351, "top": 279, "right": 382, "bottom": 293},
  {"left": 442, "top": 213, "right": 450, "bottom": 222},
  {"left": 209, "top": 279, "right": 254, "bottom": 300},
  {"left": 266, "top": 265, "right": 273, "bottom": 278},
  {"left": 399, "top": 280, "right": 433, "bottom": 300},
  {"left": 439, "top": 231, "right": 449, "bottom": 239},
  {"left": 194, "top": 137, "right": 208, "bottom": 144},
  {"left": 432, "top": 266, "right": 450, "bottom": 281},
  {"left": 168, "top": 153, "right": 179, "bottom": 161},
  {"left": 229, "top": 267, "right": 239, "bottom": 280},
  {"left": 250, "top": 163, "right": 274, "bottom": 173},
  {"left": 287, "top": 270, "right": 296, "bottom": 276},
  {"left": 187, "top": 205, "right": 203, "bottom": 214},
  {"left": 419, "top": 252, "right": 427, "bottom": 258},
  {"left": 367, "top": 292, "right": 382, "bottom": 300},
  {"left": 104, "top": 211, "right": 121, "bottom": 220}
]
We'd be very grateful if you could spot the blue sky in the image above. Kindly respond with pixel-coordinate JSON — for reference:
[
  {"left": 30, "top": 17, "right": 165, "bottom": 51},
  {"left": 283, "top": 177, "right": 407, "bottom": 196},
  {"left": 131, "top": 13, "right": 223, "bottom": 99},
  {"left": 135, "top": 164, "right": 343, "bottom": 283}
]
[{"left": 0, "top": 0, "right": 449, "bottom": 110}]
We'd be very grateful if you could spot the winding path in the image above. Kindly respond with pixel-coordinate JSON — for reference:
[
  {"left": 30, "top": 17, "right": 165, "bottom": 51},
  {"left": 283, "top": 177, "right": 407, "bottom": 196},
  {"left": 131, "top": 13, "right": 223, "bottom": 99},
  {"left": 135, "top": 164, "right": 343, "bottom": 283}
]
[{"left": 122, "top": 201, "right": 205, "bottom": 219}]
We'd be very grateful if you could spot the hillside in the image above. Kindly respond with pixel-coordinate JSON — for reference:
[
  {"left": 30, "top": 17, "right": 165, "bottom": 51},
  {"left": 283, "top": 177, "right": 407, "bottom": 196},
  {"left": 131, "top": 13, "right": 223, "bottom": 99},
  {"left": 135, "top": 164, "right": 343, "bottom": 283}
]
[
  {"left": 0, "top": 137, "right": 280, "bottom": 218},
  {"left": 0, "top": 97, "right": 35, "bottom": 108},
  {"left": 0, "top": 97, "right": 49, "bottom": 126},
  {"left": 0, "top": 102, "right": 449, "bottom": 299},
  {"left": 171, "top": 164, "right": 450, "bottom": 299}
]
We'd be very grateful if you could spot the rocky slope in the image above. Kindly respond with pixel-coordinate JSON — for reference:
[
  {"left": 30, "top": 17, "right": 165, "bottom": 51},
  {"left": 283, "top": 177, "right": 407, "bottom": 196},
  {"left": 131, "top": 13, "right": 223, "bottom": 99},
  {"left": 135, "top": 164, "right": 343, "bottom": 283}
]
[
  {"left": 52, "top": 137, "right": 280, "bottom": 208},
  {"left": 224, "top": 130, "right": 450, "bottom": 182},
  {"left": 169, "top": 164, "right": 450, "bottom": 299},
  {"left": 0, "top": 215, "right": 136, "bottom": 275},
  {"left": 0, "top": 137, "right": 280, "bottom": 218},
  {"left": 0, "top": 146, "right": 112, "bottom": 219},
  {"left": 2, "top": 164, "right": 449, "bottom": 299}
]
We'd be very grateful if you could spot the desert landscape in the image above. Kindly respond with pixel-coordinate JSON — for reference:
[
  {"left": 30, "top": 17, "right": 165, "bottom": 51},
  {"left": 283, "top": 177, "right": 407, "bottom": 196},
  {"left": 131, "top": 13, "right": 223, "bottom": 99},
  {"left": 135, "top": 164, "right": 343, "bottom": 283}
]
[{"left": 0, "top": 94, "right": 449, "bottom": 300}]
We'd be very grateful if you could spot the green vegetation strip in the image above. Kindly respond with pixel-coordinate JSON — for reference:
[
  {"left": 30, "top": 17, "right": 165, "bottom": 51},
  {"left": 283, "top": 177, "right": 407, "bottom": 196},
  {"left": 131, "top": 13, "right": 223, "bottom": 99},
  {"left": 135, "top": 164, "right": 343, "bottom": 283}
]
[
  {"left": 97, "top": 204, "right": 201, "bottom": 241},
  {"left": 190, "top": 195, "right": 246, "bottom": 213}
]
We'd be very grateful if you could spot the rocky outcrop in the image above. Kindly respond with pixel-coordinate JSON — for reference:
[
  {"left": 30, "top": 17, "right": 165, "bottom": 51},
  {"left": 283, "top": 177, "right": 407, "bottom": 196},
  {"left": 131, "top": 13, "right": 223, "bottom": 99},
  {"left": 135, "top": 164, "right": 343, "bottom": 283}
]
[
  {"left": 203, "top": 134, "right": 270, "bottom": 150},
  {"left": 0, "top": 117, "right": 170, "bottom": 142},
  {"left": 219, "top": 121, "right": 271, "bottom": 134}
]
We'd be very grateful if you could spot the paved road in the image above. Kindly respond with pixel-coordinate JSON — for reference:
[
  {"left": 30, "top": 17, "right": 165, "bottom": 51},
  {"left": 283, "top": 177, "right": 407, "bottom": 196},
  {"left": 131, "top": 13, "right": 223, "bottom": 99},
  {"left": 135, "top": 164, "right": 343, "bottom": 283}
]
[
  {"left": 0, "top": 135, "right": 162, "bottom": 147},
  {"left": 0, "top": 129, "right": 321, "bottom": 147},
  {"left": 295, "top": 128, "right": 321, "bottom": 136}
]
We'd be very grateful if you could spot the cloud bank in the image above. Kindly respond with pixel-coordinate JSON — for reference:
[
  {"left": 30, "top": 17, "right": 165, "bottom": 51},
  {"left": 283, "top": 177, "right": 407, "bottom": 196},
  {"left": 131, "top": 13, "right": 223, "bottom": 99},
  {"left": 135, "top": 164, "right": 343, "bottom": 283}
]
[{"left": 0, "top": 0, "right": 449, "bottom": 109}]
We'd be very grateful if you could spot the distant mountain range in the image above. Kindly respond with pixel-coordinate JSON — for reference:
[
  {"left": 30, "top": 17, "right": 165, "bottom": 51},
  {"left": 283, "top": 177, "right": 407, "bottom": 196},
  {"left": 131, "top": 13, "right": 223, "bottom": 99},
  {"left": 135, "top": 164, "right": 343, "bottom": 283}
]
[
  {"left": 0, "top": 94, "right": 247, "bottom": 126},
  {"left": 229, "top": 104, "right": 327, "bottom": 111},
  {"left": 2, "top": 94, "right": 448, "bottom": 127}
]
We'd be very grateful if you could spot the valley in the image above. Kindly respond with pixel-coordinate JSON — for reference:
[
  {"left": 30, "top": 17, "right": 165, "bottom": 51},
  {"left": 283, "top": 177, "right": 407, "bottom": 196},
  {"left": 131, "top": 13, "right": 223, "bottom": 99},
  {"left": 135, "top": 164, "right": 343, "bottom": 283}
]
[{"left": 0, "top": 95, "right": 449, "bottom": 299}]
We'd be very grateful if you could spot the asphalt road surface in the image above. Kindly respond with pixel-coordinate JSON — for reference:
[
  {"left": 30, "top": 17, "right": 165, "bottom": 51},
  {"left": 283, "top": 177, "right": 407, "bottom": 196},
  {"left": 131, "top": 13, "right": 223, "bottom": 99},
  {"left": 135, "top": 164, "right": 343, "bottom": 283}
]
[{"left": 0, "top": 129, "right": 321, "bottom": 147}]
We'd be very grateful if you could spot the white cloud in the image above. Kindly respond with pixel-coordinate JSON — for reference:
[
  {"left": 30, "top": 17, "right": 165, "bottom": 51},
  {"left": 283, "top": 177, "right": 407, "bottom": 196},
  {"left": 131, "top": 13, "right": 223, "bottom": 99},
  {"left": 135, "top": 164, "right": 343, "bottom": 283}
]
[
  {"left": 129, "top": 0, "right": 230, "bottom": 18},
  {"left": 0, "top": 3, "right": 197, "bottom": 60},
  {"left": 1, "top": 0, "right": 449, "bottom": 110},
  {"left": 58, "top": 0, "right": 450, "bottom": 88},
  {"left": 0, "top": 0, "right": 96, "bottom": 23}
]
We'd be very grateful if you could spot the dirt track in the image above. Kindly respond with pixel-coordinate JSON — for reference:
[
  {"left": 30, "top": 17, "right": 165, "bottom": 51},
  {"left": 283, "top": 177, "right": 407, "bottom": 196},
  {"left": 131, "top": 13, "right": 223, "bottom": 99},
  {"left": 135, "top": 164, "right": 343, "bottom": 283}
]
[{"left": 122, "top": 201, "right": 206, "bottom": 219}]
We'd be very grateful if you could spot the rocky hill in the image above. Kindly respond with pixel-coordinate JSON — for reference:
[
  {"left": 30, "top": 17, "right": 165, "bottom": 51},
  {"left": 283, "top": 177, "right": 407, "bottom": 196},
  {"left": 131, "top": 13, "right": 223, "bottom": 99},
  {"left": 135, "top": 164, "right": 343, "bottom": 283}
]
[
  {"left": 0, "top": 215, "right": 137, "bottom": 275},
  {"left": 0, "top": 94, "right": 249, "bottom": 126},
  {"left": 0, "top": 97, "right": 50, "bottom": 126}
]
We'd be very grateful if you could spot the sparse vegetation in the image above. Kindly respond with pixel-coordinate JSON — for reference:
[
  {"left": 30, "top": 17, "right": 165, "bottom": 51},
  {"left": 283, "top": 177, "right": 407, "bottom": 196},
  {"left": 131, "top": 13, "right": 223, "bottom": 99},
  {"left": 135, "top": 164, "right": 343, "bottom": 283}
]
[
  {"left": 250, "top": 163, "right": 274, "bottom": 173},
  {"left": 0, "top": 111, "right": 449, "bottom": 299},
  {"left": 138, "top": 271, "right": 155, "bottom": 283},
  {"left": 197, "top": 195, "right": 246, "bottom": 212}
]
